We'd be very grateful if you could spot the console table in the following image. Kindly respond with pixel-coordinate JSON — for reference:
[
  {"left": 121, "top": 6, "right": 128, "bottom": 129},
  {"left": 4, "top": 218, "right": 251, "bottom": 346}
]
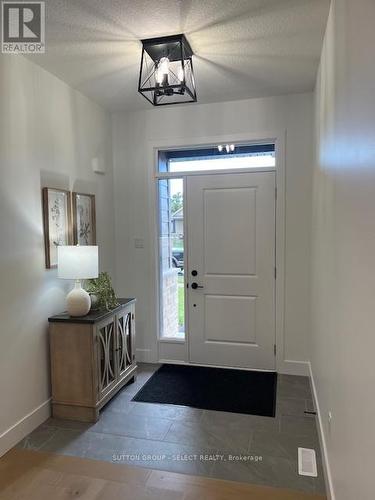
[{"left": 48, "top": 298, "right": 137, "bottom": 422}]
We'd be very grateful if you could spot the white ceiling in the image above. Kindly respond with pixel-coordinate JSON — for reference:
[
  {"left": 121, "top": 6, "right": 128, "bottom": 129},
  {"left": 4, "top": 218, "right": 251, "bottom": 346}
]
[{"left": 28, "top": 0, "right": 330, "bottom": 111}]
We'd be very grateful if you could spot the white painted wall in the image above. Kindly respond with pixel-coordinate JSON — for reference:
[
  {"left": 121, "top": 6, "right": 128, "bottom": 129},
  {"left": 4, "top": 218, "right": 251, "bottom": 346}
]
[
  {"left": 0, "top": 54, "right": 115, "bottom": 455},
  {"left": 311, "top": 1, "right": 375, "bottom": 498},
  {"left": 112, "top": 92, "right": 314, "bottom": 373}
]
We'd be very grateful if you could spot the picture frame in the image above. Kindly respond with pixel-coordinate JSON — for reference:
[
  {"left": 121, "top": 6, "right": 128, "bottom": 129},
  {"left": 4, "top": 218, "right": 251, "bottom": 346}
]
[
  {"left": 72, "top": 192, "right": 96, "bottom": 246},
  {"left": 42, "top": 188, "right": 72, "bottom": 269}
]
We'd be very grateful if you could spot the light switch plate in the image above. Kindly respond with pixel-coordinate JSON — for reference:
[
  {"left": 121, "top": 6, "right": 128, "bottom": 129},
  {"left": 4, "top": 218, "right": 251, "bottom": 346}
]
[{"left": 134, "top": 238, "right": 144, "bottom": 248}]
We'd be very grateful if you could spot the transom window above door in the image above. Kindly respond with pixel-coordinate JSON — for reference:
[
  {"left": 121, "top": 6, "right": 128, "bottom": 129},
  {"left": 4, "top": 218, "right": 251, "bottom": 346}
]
[{"left": 158, "top": 143, "right": 275, "bottom": 173}]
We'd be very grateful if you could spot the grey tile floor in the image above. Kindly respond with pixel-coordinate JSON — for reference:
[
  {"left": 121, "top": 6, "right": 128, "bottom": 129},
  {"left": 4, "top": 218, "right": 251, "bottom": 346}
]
[{"left": 18, "top": 363, "right": 326, "bottom": 495}]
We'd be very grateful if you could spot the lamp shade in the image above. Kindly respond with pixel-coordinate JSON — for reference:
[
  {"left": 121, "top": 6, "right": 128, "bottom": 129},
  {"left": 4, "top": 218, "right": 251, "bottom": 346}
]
[{"left": 58, "top": 246, "right": 98, "bottom": 280}]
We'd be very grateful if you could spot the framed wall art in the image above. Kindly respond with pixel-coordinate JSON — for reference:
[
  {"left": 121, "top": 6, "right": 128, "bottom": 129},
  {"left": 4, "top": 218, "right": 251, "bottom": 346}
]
[
  {"left": 42, "top": 188, "right": 72, "bottom": 268},
  {"left": 72, "top": 192, "right": 96, "bottom": 246}
]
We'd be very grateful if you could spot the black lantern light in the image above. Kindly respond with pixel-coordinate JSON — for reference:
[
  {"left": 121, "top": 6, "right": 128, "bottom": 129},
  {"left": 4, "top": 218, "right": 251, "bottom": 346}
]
[{"left": 138, "top": 34, "right": 197, "bottom": 106}]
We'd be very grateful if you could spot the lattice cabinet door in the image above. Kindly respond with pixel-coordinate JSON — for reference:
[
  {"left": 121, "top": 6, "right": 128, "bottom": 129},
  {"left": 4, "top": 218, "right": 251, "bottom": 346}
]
[
  {"left": 116, "top": 306, "right": 134, "bottom": 379},
  {"left": 96, "top": 315, "right": 117, "bottom": 399}
]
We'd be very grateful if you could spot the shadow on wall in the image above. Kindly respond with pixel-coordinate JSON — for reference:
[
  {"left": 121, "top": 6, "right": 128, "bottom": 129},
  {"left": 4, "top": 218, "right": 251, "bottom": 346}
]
[
  {"left": 40, "top": 170, "right": 70, "bottom": 193},
  {"left": 41, "top": 169, "right": 98, "bottom": 198},
  {"left": 0, "top": 177, "right": 67, "bottom": 435},
  {"left": 73, "top": 179, "right": 97, "bottom": 195}
]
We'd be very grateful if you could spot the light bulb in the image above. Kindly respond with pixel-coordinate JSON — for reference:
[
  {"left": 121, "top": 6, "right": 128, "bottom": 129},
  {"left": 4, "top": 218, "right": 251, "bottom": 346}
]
[
  {"left": 230, "top": 144, "right": 235, "bottom": 152},
  {"left": 156, "top": 57, "right": 170, "bottom": 84},
  {"left": 218, "top": 145, "right": 223, "bottom": 152},
  {"left": 178, "top": 65, "right": 185, "bottom": 82},
  {"left": 225, "top": 144, "right": 230, "bottom": 153}
]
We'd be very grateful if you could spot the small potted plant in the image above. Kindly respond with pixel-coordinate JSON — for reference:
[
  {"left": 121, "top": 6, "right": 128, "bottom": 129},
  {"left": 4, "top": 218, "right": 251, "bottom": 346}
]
[{"left": 86, "top": 272, "right": 119, "bottom": 311}]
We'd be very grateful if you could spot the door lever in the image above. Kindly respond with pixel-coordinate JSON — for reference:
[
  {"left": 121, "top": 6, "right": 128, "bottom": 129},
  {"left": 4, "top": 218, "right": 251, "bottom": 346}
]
[{"left": 191, "top": 282, "right": 204, "bottom": 290}]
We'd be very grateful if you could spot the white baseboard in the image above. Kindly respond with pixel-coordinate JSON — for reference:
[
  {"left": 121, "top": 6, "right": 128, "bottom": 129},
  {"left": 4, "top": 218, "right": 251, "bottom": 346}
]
[
  {"left": 278, "top": 360, "right": 310, "bottom": 376},
  {"left": 158, "top": 358, "right": 187, "bottom": 365},
  {"left": 0, "top": 399, "right": 51, "bottom": 458},
  {"left": 308, "top": 362, "right": 335, "bottom": 500}
]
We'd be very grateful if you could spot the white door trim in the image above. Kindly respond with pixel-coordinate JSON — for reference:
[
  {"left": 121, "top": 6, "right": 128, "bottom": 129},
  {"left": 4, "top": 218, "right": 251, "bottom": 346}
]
[{"left": 147, "top": 130, "right": 289, "bottom": 373}]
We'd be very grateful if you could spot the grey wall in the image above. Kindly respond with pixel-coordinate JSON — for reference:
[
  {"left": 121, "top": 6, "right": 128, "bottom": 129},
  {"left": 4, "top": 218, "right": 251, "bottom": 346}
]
[
  {"left": 0, "top": 54, "right": 115, "bottom": 454},
  {"left": 311, "top": 1, "right": 375, "bottom": 498},
  {"left": 112, "top": 92, "right": 314, "bottom": 374}
]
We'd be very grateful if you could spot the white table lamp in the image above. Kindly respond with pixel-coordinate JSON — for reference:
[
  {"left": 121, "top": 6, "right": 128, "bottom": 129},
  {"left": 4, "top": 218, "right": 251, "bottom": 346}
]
[{"left": 58, "top": 245, "right": 99, "bottom": 317}]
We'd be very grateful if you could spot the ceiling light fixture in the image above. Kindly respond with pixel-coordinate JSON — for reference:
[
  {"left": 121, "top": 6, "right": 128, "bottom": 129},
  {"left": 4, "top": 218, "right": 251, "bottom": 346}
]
[{"left": 138, "top": 34, "right": 197, "bottom": 106}]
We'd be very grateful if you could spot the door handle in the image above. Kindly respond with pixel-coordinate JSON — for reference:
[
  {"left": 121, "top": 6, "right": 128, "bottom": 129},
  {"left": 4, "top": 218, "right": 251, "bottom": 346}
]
[{"left": 191, "top": 282, "right": 204, "bottom": 290}]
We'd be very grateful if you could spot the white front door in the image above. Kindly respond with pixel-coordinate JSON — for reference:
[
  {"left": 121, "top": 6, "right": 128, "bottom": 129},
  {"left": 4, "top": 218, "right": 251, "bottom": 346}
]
[{"left": 186, "top": 172, "right": 276, "bottom": 370}]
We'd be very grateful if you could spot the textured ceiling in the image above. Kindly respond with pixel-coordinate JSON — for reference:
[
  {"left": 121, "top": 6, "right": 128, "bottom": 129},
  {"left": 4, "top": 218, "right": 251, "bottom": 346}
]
[{"left": 27, "top": 0, "right": 330, "bottom": 111}]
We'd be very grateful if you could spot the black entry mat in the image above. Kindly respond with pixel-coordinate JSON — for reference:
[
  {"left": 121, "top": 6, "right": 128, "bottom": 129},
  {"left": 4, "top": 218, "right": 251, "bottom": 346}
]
[{"left": 133, "top": 364, "right": 277, "bottom": 417}]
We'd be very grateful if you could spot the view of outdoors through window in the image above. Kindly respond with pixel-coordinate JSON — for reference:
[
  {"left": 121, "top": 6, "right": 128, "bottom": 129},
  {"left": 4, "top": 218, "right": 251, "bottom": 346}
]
[
  {"left": 168, "top": 152, "right": 275, "bottom": 172},
  {"left": 159, "top": 178, "right": 185, "bottom": 339}
]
